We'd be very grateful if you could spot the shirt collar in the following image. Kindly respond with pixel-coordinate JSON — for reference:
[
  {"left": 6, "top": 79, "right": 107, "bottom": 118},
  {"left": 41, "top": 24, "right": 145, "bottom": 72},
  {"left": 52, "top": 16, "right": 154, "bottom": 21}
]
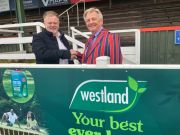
[
  {"left": 94, "top": 27, "right": 103, "bottom": 38},
  {"left": 56, "top": 32, "right": 60, "bottom": 38}
]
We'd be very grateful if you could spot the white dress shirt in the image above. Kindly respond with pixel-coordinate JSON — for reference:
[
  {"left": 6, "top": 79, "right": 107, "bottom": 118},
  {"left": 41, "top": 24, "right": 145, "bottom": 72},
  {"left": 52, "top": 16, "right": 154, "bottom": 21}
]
[{"left": 56, "top": 33, "right": 69, "bottom": 64}]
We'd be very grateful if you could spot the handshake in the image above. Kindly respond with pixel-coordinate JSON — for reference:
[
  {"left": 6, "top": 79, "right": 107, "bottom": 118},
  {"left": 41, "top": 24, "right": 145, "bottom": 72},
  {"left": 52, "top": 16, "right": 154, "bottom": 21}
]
[{"left": 70, "top": 49, "right": 83, "bottom": 61}]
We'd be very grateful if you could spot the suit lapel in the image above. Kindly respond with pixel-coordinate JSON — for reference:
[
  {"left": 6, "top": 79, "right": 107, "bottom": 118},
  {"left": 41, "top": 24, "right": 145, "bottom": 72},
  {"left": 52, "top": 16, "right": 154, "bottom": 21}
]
[{"left": 85, "top": 30, "right": 108, "bottom": 59}]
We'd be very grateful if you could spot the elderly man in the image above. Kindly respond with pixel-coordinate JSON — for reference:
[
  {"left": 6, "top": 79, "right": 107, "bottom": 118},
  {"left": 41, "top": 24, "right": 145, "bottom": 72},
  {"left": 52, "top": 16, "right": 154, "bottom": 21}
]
[
  {"left": 1, "top": 109, "right": 19, "bottom": 127},
  {"left": 82, "top": 7, "right": 122, "bottom": 64},
  {"left": 32, "top": 11, "right": 77, "bottom": 64}
]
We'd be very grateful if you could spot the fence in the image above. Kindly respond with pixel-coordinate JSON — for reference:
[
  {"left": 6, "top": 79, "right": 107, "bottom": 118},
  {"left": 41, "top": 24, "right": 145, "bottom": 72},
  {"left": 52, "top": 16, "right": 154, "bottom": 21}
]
[{"left": 0, "top": 22, "right": 140, "bottom": 64}]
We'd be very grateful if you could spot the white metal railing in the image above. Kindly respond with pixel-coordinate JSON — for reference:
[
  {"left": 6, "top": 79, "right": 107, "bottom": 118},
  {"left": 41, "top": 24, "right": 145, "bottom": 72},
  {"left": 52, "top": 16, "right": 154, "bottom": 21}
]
[
  {"left": 0, "top": 29, "right": 24, "bottom": 51},
  {"left": 0, "top": 22, "right": 45, "bottom": 60},
  {"left": 71, "top": 27, "right": 140, "bottom": 64},
  {"left": 59, "top": 0, "right": 85, "bottom": 36},
  {"left": 0, "top": 22, "right": 44, "bottom": 32},
  {"left": 0, "top": 22, "right": 44, "bottom": 45},
  {"left": 0, "top": 22, "right": 141, "bottom": 64},
  {"left": 0, "top": 22, "right": 85, "bottom": 60},
  {"left": 0, "top": 126, "right": 41, "bottom": 135}
]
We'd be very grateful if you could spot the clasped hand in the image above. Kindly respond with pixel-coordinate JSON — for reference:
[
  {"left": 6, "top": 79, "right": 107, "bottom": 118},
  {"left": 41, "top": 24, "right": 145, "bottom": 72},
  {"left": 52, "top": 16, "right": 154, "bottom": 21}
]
[
  {"left": 70, "top": 49, "right": 83, "bottom": 61},
  {"left": 70, "top": 49, "right": 78, "bottom": 60}
]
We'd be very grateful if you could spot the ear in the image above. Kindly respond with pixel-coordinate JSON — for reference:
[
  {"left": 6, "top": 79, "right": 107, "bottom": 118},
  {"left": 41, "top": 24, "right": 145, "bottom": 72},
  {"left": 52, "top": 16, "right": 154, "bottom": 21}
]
[
  {"left": 43, "top": 22, "right": 46, "bottom": 27},
  {"left": 100, "top": 19, "right": 103, "bottom": 26}
]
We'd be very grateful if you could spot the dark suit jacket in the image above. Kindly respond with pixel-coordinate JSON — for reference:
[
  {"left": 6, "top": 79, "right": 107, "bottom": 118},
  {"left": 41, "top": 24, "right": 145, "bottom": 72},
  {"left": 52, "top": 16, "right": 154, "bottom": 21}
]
[{"left": 32, "top": 29, "right": 73, "bottom": 64}]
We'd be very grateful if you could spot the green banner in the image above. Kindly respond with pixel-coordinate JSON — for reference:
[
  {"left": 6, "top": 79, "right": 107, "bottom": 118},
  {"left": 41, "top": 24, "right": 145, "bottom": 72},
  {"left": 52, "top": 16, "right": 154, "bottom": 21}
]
[{"left": 0, "top": 66, "right": 180, "bottom": 135}]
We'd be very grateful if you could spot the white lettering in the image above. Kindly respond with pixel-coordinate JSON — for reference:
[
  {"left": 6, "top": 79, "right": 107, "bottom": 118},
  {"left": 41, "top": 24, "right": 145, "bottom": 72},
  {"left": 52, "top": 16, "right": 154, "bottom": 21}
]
[
  {"left": 80, "top": 86, "right": 129, "bottom": 104},
  {"left": 107, "top": 93, "right": 114, "bottom": 103},
  {"left": 42, "top": 0, "right": 67, "bottom": 6},
  {"left": 42, "top": 0, "right": 49, "bottom": 6},
  {"left": 89, "top": 92, "right": 95, "bottom": 101},
  {"left": 80, "top": 91, "right": 89, "bottom": 101},
  {"left": 122, "top": 87, "right": 128, "bottom": 104}
]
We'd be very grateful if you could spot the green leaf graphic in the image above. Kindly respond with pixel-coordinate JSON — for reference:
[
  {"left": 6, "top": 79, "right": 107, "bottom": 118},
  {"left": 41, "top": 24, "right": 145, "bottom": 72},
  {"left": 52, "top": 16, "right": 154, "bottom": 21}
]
[
  {"left": 128, "top": 76, "right": 138, "bottom": 91},
  {"left": 138, "top": 88, "right": 146, "bottom": 93}
]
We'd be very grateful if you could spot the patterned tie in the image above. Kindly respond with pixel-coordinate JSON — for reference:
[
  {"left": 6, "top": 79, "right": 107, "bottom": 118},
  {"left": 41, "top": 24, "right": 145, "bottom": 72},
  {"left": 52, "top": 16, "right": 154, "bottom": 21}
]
[{"left": 85, "top": 35, "right": 95, "bottom": 59}]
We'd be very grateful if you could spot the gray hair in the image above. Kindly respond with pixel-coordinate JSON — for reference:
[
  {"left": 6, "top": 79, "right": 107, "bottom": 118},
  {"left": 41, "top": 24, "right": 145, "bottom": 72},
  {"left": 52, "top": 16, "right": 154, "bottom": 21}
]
[
  {"left": 43, "top": 11, "right": 59, "bottom": 20},
  {"left": 83, "top": 7, "right": 103, "bottom": 21}
]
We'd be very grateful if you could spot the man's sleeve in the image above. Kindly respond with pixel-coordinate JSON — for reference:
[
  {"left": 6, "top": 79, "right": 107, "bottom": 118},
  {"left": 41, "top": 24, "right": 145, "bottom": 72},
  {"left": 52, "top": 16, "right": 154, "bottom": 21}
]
[
  {"left": 32, "top": 34, "right": 71, "bottom": 61},
  {"left": 108, "top": 33, "right": 122, "bottom": 64}
]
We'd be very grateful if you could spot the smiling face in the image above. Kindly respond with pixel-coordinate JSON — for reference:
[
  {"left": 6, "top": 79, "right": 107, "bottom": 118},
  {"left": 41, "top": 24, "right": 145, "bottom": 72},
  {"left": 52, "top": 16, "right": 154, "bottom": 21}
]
[
  {"left": 84, "top": 11, "right": 103, "bottom": 34},
  {"left": 44, "top": 15, "right": 60, "bottom": 36}
]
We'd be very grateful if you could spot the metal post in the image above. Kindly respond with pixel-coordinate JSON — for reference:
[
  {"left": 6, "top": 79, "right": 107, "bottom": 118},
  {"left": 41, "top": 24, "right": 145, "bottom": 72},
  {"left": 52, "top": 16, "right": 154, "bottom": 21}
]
[
  {"left": 67, "top": 11, "right": 70, "bottom": 36},
  {"left": 109, "top": 0, "right": 112, "bottom": 9},
  {"left": 15, "top": 0, "right": 26, "bottom": 51},
  {"left": 83, "top": 0, "right": 86, "bottom": 11},
  {"left": 135, "top": 30, "right": 141, "bottom": 64},
  {"left": 18, "top": 32, "right": 23, "bottom": 51},
  {"left": 71, "top": 27, "right": 78, "bottom": 50},
  {"left": 15, "top": 0, "right": 25, "bottom": 23},
  {"left": 36, "top": 25, "right": 42, "bottom": 33},
  {"left": 77, "top": 3, "right": 79, "bottom": 26}
]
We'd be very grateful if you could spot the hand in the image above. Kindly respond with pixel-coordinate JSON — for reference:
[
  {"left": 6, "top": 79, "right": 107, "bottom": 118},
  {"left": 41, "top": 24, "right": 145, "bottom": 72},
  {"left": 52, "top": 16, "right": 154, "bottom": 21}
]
[
  {"left": 70, "top": 49, "right": 77, "bottom": 60},
  {"left": 70, "top": 49, "right": 77, "bottom": 55},
  {"left": 71, "top": 54, "right": 77, "bottom": 60}
]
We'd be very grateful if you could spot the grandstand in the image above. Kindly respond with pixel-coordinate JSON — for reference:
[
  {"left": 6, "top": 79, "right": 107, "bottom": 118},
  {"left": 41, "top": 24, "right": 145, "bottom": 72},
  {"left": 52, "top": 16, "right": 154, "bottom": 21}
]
[
  {"left": 0, "top": 0, "right": 180, "bottom": 63},
  {"left": 1, "top": 0, "right": 180, "bottom": 30},
  {"left": 0, "top": 1, "right": 180, "bottom": 135}
]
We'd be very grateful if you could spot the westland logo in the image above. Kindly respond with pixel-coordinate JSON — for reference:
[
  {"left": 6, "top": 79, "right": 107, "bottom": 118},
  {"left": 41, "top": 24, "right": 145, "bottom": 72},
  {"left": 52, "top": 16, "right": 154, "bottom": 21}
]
[{"left": 69, "top": 76, "right": 147, "bottom": 113}]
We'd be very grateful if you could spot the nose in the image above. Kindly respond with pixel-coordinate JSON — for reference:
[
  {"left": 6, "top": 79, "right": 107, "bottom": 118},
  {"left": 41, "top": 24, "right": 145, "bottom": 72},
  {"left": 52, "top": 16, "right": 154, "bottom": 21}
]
[
  {"left": 89, "top": 19, "right": 94, "bottom": 24},
  {"left": 50, "top": 23, "right": 55, "bottom": 27},
  {"left": 86, "top": 19, "right": 94, "bottom": 24}
]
